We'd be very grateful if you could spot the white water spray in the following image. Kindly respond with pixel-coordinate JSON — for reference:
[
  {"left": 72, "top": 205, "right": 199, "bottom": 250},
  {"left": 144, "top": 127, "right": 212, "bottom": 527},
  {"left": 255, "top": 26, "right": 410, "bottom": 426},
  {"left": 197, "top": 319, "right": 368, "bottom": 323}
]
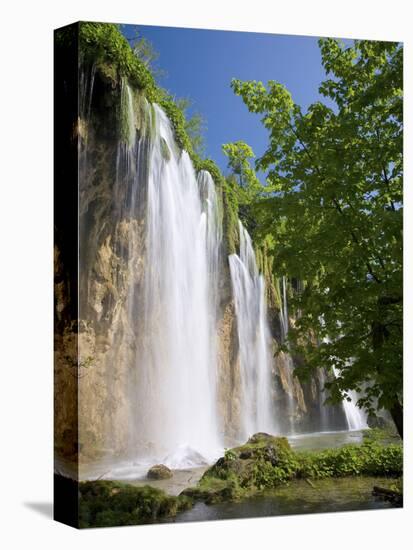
[{"left": 135, "top": 104, "right": 223, "bottom": 466}]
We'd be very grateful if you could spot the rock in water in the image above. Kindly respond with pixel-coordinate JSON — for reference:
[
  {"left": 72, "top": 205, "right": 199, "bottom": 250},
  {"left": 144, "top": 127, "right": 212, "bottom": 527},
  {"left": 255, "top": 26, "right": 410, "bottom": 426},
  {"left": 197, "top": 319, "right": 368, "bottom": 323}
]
[
  {"left": 147, "top": 464, "right": 173, "bottom": 480},
  {"left": 247, "top": 432, "right": 277, "bottom": 445}
]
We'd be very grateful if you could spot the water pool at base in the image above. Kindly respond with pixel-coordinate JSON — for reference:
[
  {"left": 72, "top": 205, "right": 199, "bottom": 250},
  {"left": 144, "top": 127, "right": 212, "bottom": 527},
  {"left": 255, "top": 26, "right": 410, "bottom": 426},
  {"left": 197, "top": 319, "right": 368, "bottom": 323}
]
[{"left": 166, "top": 476, "right": 398, "bottom": 524}]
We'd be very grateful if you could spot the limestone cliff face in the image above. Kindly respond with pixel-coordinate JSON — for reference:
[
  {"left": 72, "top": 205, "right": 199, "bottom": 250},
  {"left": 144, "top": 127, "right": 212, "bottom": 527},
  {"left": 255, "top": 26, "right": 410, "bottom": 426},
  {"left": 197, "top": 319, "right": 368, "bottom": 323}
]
[
  {"left": 55, "top": 66, "right": 150, "bottom": 463},
  {"left": 216, "top": 288, "right": 242, "bottom": 442}
]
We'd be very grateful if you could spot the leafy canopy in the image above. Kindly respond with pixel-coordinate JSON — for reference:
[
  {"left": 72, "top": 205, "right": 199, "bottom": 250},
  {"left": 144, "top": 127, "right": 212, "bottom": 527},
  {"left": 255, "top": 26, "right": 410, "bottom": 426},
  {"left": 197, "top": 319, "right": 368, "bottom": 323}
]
[{"left": 231, "top": 39, "right": 403, "bottom": 430}]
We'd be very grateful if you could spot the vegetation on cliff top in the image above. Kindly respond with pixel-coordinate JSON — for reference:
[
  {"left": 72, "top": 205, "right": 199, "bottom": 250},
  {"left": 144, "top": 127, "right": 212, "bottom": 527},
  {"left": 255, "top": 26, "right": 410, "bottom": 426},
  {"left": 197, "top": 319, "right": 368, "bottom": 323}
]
[{"left": 68, "top": 22, "right": 242, "bottom": 251}]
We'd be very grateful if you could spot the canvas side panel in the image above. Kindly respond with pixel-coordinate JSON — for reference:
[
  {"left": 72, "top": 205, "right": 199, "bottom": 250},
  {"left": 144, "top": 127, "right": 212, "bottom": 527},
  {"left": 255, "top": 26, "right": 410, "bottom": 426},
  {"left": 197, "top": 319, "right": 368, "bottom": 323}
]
[{"left": 54, "top": 22, "right": 80, "bottom": 529}]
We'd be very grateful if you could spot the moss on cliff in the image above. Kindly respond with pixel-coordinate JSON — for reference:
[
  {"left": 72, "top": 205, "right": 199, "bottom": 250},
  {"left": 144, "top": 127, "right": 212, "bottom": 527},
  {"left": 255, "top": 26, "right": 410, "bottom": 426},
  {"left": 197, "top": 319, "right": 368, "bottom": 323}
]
[
  {"left": 221, "top": 176, "right": 240, "bottom": 255},
  {"left": 79, "top": 22, "right": 159, "bottom": 99},
  {"left": 75, "top": 22, "right": 240, "bottom": 256}
]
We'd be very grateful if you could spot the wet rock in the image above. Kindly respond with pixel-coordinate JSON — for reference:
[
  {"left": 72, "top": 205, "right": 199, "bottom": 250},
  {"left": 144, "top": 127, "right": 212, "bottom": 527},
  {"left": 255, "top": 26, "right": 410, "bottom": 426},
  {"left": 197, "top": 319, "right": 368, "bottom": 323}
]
[
  {"left": 195, "top": 433, "right": 293, "bottom": 498},
  {"left": 181, "top": 479, "right": 240, "bottom": 504},
  {"left": 147, "top": 464, "right": 173, "bottom": 480},
  {"left": 239, "top": 449, "right": 253, "bottom": 459},
  {"left": 247, "top": 432, "right": 276, "bottom": 445}
]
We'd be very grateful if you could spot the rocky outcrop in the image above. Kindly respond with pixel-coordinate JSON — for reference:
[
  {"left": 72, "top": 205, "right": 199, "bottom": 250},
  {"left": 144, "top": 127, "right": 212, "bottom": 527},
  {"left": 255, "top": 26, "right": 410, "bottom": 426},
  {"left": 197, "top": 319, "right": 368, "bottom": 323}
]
[
  {"left": 182, "top": 433, "right": 292, "bottom": 503},
  {"left": 216, "top": 298, "right": 242, "bottom": 440},
  {"left": 78, "top": 478, "right": 192, "bottom": 528},
  {"left": 147, "top": 464, "right": 173, "bottom": 480}
]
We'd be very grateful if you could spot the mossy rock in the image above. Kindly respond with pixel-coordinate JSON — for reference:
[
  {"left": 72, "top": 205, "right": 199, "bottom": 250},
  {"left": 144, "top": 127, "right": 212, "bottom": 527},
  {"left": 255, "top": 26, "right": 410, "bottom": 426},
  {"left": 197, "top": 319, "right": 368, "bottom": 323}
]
[
  {"left": 160, "top": 137, "right": 171, "bottom": 161},
  {"left": 182, "top": 433, "right": 402, "bottom": 506},
  {"left": 181, "top": 478, "right": 241, "bottom": 504},
  {"left": 147, "top": 464, "right": 173, "bottom": 480},
  {"left": 96, "top": 61, "right": 119, "bottom": 87},
  {"left": 197, "top": 433, "right": 296, "bottom": 496},
  {"left": 79, "top": 479, "right": 191, "bottom": 528}
]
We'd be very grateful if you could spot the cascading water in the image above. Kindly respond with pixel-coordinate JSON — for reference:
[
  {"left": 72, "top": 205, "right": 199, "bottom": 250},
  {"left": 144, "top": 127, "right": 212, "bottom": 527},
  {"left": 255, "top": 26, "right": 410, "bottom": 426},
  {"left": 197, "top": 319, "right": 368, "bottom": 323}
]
[
  {"left": 332, "top": 366, "right": 368, "bottom": 431},
  {"left": 320, "top": 322, "right": 368, "bottom": 432},
  {"left": 229, "top": 221, "right": 277, "bottom": 440},
  {"left": 134, "top": 103, "right": 222, "bottom": 468}
]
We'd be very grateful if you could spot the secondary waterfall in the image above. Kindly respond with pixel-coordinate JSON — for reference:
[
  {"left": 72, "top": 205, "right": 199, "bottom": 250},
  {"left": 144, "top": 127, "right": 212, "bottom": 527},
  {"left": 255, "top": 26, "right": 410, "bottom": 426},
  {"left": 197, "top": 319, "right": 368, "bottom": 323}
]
[
  {"left": 332, "top": 367, "right": 368, "bottom": 431},
  {"left": 319, "top": 317, "right": 368, "bottom": 432},
  {"left": 229, "top": 221, "right": 277, "bottom": 439},
  {"left": 342, "top": 393, "right": 368, "bottom": 431}
]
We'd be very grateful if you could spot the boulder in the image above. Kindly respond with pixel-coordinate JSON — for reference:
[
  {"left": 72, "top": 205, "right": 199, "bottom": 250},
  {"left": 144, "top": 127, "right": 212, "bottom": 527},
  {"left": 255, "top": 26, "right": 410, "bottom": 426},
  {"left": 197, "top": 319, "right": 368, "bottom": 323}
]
[
  {"left": 198, "top": 433, "right": 293, "bottom": 494},
  {"left": 147, "top": 464, "right": 173, "bottom": 480}
]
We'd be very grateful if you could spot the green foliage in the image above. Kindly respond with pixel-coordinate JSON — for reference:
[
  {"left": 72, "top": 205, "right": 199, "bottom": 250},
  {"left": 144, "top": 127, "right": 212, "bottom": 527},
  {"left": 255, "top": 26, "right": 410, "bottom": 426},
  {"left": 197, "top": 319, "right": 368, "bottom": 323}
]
[
  {"left": 222, "top": 176, "right": 240, "bottom": 254},
  {"left": 77, "top": 22, "right": 226, "bottom": 192},
  {"left": 222, "top": 141, "right": 263, "bottom": 233},
  {"left": 197, "top": 437, "right": 402, "bottom": 503},
  {"left": 389, "top": 476, "right": 403, "bottom": 495},
  {"left": 362, "top": 425, "right": 400, "bottom": 443},
  {"left": 298, "top": 442, "right": 402, "bottom": 479},
  {"left": 175, "top": 97, "right": 207, "bottom": 156},
  {"left": 78, "top": 480, "right": 192, "bottom": 528},
  {"left": 251, "top": 446, "right": 300, "bottom": 489},
  {"left": 79, "top": 22, "right": 160, "bottom": 100},
  {"left": 224, "top": 448, "right": 237, "bottom": 461},
  {"left": 231, "top": 39, "right": 403, "bottom": 432},
  {"left": 159, "top": 98, "right": 194, "bottom": 152},
  {"left": 222, "top": 141, "right": 257, "bottom": 189},
  {"left": 182, "top": 476, "right": 242, "bottom": 504}
]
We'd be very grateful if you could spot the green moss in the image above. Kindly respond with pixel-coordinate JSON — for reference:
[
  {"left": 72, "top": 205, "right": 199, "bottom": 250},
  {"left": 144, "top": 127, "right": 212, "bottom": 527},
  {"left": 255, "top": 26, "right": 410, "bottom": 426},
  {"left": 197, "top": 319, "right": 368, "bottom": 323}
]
[
  {"left": 189, "top": 434, "right": 403, "bottom": 504},
  {"left": 297, "top": 441, "right": 403, "bottom": 479},
  {"left": 182, "top": 477, "right": 242, "bottom": 504},
  {"left": 362, "top": 426, "right": 401, "bottom": 443},
  {"left": 160, "top": 137, "right": 171, "bottom": 162},
  {"left": 76, "top": 22, "right": 230, "bottom": 202},
  {"left": 95, "top": 60, "right": 118, "bottom": 85},
  {"left": 255, "top": 238, "right": 283, "bottom": 310},
  {"left": 222, "top": 176, "right": 240, "bottom": 255},
  {"left": 79, "top": 22, "right": 159, "bottom": 100},
  {"left": 159, "top": 99, "right": 193, "bottom": 153},
  {"left": 79, "top": 480, "right": 192, "bottom": 528}
]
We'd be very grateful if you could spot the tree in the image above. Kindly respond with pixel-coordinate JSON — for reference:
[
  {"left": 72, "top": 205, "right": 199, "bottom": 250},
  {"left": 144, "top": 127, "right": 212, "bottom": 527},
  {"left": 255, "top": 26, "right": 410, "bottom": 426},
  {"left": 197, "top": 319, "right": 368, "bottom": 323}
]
[
  {"left": 175, "top": 98, "right": 207, "bottom": 156},
  {"left": 222, "top": 141, "right": 263, "bottom": 233},
  {"left": 222, "top": 141, "right": 257, "bottom": 187},
  {"left": 231, "top": 39, "right": 403, "bottom": 436},
  {"left": 123, "top": 28, "right": 166, "bottom": 80}
]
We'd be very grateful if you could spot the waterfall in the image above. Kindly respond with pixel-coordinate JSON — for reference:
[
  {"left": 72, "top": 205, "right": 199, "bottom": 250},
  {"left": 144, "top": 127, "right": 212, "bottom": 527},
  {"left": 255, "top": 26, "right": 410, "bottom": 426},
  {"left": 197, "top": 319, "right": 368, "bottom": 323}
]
[
  {"left": 133, "top": 103, "right": 222, "bottom": 467},
  {"left": 229, "top": 221, "right": 277, "bottom": 439},
  {"left": 332, "top": 367, "right": 368, "bottom": 431},
  {"left": 342, "top": 393, "right": 368, "bottom": 431},
  {"left": 320, "top": 318, "right": 368, "bottom": 432}
]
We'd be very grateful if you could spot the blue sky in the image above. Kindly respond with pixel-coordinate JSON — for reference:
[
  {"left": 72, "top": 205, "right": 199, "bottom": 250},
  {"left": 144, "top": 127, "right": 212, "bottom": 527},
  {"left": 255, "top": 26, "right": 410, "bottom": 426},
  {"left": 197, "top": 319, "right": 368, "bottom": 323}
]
[{"left": 121, "top": 24, "right": 335, "bottom": 176}]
